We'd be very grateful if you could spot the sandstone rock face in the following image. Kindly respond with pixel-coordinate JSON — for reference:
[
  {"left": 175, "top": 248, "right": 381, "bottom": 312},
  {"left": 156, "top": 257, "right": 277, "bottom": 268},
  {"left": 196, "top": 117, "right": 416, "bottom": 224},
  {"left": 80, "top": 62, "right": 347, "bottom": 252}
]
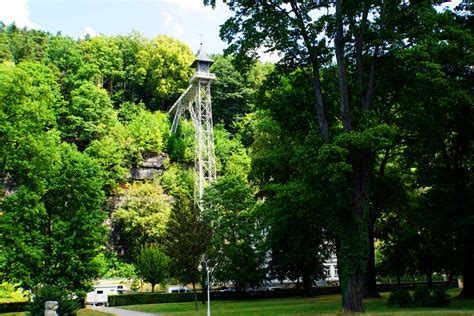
[
  {"left": 140, "top": 155, "right": 166, "bottom": 168},
  {"left": 129, "top": 168, "right": 163, "bottom": 180},
  {"left": 128, "top": 153, "right": 167, "bottom": 181}
]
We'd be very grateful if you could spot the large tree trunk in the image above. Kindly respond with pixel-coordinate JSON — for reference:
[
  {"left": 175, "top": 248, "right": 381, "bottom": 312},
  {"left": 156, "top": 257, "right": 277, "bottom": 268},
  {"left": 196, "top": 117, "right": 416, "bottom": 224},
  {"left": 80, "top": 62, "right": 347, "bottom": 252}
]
[
  {"left": 340, "top": 155, "right": 370, "bottom": 313},
  {"left": 302, "top": 272, "right": 313, "bottom": 297},
  {"left": 340, "top": 232, "right": 367, "bottom": 313},
  {"left": 427, "top": 270, "right": 433, "bottom": 288},
  {"left": 340, "top": 226, "right": 369, "bottom": 313},
  {"left": 334, "top": 1, "right": 369, "bottom": 311}
]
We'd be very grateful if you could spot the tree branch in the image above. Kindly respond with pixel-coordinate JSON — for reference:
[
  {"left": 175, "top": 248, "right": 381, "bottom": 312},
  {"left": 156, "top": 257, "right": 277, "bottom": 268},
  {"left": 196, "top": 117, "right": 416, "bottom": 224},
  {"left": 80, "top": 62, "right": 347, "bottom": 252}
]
[
  {"left": 289, "top": 0, "right": 331, "bottom": 143},
  {"left": 335, "top": 0, "right": 352, "bottom": 132}
]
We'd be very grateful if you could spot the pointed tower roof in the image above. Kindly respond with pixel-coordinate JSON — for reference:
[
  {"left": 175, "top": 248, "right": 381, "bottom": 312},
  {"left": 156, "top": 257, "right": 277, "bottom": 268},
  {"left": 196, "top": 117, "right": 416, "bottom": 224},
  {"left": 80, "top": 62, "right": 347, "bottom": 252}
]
[{"left": 190, "top": 47, "right": 214, "bottom": 68}]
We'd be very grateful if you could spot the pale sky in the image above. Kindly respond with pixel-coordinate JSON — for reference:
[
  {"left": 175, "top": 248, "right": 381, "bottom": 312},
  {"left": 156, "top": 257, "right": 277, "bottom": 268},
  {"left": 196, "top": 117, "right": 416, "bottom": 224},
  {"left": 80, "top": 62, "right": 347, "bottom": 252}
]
[{"left": 0, "top": 0, "right": 232, "bottom": 55}]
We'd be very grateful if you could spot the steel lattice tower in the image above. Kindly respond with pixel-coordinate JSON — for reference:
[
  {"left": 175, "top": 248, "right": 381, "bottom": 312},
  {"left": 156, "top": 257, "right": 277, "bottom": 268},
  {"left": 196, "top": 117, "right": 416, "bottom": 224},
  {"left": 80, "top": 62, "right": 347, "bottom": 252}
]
[{"left": 169, "top": 46, "right": 217, "bottom": 207}]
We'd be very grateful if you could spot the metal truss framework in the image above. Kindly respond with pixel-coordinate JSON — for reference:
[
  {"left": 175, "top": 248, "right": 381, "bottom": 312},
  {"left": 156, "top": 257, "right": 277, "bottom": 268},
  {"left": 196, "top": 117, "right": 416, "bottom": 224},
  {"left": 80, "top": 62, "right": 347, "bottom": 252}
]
[{"left": 169, "top": 69, "right": 217, "bottom": 207}]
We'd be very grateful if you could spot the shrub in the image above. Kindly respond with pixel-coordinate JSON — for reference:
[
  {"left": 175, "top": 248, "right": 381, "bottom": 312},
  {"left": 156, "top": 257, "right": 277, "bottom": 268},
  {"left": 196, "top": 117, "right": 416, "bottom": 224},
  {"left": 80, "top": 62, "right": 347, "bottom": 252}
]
[
  {"left": 0, "top": 302, "right": 28, "bottom": 313},
  {"left": 413, "top": 286, "right": 430, "bottom": 306},
  {"left": 388, "top": 289, "right": 412, "bottom": 307},
  {"left": 413, "top": 286, "right": 450, "bottom": 307},
  {"left": 27, "top": 286, "right": 81, "bottom": 315},
  {"left": 426, "top": 287, "right": 451, "bottom": 307},
  {"left": 0, "top": 282, "right": 29, "bottom": 304},
  {"left": 130, "top": 278, "right": 140, "bottom": 292}
]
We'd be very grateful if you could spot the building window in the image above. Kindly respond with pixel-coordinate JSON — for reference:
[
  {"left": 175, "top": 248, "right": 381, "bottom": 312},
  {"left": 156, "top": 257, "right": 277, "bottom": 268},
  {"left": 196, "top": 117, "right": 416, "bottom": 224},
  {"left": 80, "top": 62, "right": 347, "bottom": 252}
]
[
  {"left": 334, "top": 266, "right": 338, "bottom": 277},
  {"left": 325, "top": 267, "right": 331, "bottom": 277}
]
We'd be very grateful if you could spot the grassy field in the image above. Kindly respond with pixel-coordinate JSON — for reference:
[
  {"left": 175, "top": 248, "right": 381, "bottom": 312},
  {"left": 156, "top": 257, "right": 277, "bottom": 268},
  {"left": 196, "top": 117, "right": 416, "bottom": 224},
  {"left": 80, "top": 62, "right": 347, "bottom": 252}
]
[
  {"left": 121, "top": 292, "right": 474, "bottom": 316},
  {"left": 76, "top": 309, "right": 115, "bottom": 316}
]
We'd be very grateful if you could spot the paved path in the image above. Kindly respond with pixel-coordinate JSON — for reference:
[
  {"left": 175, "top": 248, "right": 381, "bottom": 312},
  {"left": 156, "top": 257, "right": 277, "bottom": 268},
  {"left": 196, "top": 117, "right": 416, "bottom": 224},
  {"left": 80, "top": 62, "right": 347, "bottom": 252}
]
[{"left": 88, "top": 306, "right": 162, "bottom": 316}]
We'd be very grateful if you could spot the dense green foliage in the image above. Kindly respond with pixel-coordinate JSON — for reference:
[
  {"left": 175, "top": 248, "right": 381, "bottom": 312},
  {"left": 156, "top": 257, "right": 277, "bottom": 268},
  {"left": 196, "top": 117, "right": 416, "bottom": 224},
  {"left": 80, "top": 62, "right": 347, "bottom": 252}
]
[
  {"left": 0, "top": 282, "right": 28, "bottom": 303},
  {"left": 204, "top": 0, "right": 473, "bottom": 311},
  {"left": 1, "top": 1, "right": 473, "bottom": 313},
  {"left": 388, "top": 287, "right": 451, "bottom": 308},
  {"left": 413, "top": 286, "right": 451, "bottom": 307},
  {"left": 165, "top": 190, "right": 210, "bottom": 308},
  {"left": 388, "top": 289, "right": 413, "bottom": 308},
  {"left": 203, "top": 174, "right": 266, "bottom": 291},
  {"left": 112, "top": 180, "right": 172, "bottom": 261},
  {"left": 26, "top": 286, "right": 81, "bottom": 315},
  {"left": 0, "top": 26, "right": 195, "bottom": 297},
  {"left": 0, "top": 61, "right": 107, "bottom": 292}
]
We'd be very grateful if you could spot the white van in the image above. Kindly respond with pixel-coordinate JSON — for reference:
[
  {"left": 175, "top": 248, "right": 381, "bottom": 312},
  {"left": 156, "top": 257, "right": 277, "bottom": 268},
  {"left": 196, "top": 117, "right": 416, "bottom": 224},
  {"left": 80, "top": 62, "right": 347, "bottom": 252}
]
[
  {"left": 85, "top": 285, "right": 124, "bottom": 306},
  {"left": 85, "top": 290, "right": 108, "bottom": 306},
  {"left": 167, "top": 286, "right": 192, "bottom": 293}
]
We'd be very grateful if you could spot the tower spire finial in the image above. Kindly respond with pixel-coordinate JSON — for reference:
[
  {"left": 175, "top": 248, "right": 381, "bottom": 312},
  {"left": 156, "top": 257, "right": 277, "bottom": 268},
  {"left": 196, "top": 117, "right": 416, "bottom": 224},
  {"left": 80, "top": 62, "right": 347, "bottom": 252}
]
[{"left": 198, "top": 33, "right": 203, "bottom": 47}]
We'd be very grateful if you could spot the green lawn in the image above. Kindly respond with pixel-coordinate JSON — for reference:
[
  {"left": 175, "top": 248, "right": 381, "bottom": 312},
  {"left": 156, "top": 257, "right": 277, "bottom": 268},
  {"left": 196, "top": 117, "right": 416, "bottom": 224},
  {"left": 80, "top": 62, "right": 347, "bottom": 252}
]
[
  {"left": 121, "top": 292, "right": 474, "bottom": 316},
  {"left": 76, "top": 309, "right": 115, "bottom": 316}
]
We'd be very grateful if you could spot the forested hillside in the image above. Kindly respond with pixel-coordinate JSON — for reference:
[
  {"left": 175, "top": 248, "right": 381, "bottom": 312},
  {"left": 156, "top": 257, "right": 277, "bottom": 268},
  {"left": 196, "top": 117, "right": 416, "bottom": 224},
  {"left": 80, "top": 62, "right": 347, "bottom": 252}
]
[
  {"left": 0, "top": 22, "right": 276, "bottom": 299},
  {"left": 0, "top": 2, "right": 473, "bottom": 312}
]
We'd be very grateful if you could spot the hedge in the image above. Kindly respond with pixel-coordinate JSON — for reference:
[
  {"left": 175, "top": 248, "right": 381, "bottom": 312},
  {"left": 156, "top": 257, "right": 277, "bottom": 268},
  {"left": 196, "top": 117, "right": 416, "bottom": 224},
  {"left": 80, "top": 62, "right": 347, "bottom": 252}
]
[
  {"left": 0, "top": 302, "right": 28, "bottom": 313},
  {"left": 108, "top": 286, "right": 341, "bottom": 307},
  {"left": 108, "top": 292, "right": 200, "bottom": 306},
  {"left": 376, "top": 281, "right": 454, "bottom": 292}
]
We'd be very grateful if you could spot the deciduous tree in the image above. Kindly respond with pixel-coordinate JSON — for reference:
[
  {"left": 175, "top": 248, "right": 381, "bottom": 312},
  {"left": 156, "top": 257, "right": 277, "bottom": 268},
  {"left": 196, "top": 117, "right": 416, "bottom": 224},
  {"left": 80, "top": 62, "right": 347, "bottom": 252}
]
[
  {"left": 165, "top": 190, "right": 210, "bottom": 309},
  {"left": 137, "top": 245, "right": 170, "bottom": 293}
]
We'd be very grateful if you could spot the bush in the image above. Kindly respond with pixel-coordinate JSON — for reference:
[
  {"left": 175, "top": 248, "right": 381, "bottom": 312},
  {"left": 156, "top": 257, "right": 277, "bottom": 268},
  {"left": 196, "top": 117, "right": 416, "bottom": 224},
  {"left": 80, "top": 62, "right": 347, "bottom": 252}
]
[
  {"left": 27, "top": 286, "right": 81, "bottom": 315},
  {"left": 388, "top": 289, "right": 412, "bottom": 307},
  {"left": 0, "top": 302, "right": 28, "bottom": 313},
  {"left": 413, "top": 286, "right": 450, "bottom": 307},
  {"left": 426, "top": 287, "right": 451, "bottom": 307},
  {"left": 0, "top": 282, "right": 29, "bottom": 303},
  {"left": 413, "top": 286, "right": 431, "bottom": 306},
  {"left": 130, "top": 278, "right": 140, "bottom": 292}
]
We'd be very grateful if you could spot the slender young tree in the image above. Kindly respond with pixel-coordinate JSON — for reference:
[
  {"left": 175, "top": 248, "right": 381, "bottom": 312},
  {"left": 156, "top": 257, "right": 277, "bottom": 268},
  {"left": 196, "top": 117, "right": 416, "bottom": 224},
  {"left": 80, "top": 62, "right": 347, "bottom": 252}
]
[
  {"left": 136, "top": 245, "right": 170, "bottom": 293},
  {"left": 165, "top": 190, "right": 210, "bottom": 310}
]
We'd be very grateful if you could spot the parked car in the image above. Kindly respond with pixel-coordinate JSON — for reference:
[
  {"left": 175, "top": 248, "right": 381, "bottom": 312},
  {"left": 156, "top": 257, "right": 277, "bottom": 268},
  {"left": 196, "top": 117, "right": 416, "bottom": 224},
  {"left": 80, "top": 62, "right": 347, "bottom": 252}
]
[{"left": 265, "top": 286, "right": 282, "bottom": 291}]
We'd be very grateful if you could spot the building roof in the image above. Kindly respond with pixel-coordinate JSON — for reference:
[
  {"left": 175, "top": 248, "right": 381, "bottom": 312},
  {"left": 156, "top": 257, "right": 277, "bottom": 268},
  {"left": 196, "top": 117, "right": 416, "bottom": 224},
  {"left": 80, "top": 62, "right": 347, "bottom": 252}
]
[{"left": 190, "top": 47, "right": 214, "bottom": 68}]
